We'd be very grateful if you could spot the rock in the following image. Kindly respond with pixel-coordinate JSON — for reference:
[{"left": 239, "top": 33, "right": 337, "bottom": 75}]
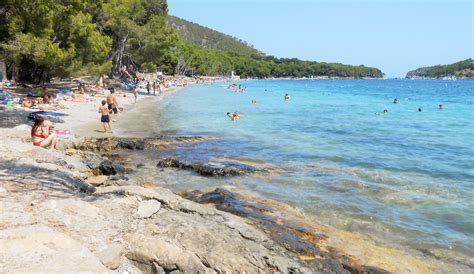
[
  {"left": 0, "top": 225, "right": 111, "bottom": 273},
  {"left": 75, "top": 136, "right": 210, "bottom": 152},
  {"left": 65, "top": 149, "right": 77, "bottom": 156},
  {"left": 13, "top": 124, "right": 31, "bottom": 131},
  {"left": 82, "top": 151, "right": 105, "bottom": 170},
  {"left": 136, "top": 199, "right": 161, "bottom": 218},
  {"left": 100, "top": 160, "right": 117, "bottom": 176},
  {"left": 157, "top": 158, "right": 189, "bottom": 169},
  {"left": 86, "top": 175, "right": 108, "bottom": 186},
  {"left": 96, "top": 244, "right": 123, "bottom": 270},
  {"left": 157, "top": 158, "right": 256, "bottom": 177},
  {"left": 193, "top": 164, "right": 245, "bottom": 176},
  {"left": 117, "top": 139, "right": 145, "bottom": 150},
  {"left": 126, "top": 234, "right": 208, "bottom": 273}
]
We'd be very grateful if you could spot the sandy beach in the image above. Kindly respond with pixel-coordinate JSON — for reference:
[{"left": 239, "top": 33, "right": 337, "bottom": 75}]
[{"left": 0, "top": 79, "right": 470, "bottom": 273}]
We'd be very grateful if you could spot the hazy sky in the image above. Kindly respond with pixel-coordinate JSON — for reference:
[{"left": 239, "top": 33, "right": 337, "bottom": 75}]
[{"left": 169, "top": 0, "right": 473, "bottom": 77}]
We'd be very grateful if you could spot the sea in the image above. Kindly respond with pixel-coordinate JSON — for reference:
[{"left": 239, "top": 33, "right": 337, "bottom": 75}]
[{"left": 119, "top": 79, "right": 474, "bottom": 265}]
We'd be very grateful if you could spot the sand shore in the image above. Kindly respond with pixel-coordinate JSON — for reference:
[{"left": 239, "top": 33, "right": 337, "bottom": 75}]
[{"left": 0, "top": 80, "right": 468, "bottom": 273}]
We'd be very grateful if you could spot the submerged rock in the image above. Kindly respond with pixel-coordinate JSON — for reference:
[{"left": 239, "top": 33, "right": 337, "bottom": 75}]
[
  {"left": 157, "top": 158, "right": 257, "bottom": 177},
  {"left": 181, "top": 188, "right": 388, "bottom": 273}
]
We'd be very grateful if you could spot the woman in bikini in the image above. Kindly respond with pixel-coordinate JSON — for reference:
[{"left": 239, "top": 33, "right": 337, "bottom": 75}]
[{"left": 31, "top": 117, "right": 58, "bottom": 149}]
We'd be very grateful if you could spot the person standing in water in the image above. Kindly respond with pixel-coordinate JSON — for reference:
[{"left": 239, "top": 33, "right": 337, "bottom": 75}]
[
  {"left": 98, "top": 100, "right": 112, "bottom": 133},
  {"left": 393, "top": 98, "right": 398, "bottom": 104},
  {"left": 284, "top": 93, "right": 290, "bottom": 101},
  {"left": 439, "top": 103, "right": 443, "bottom": 109},
  {"left": 226, "top": 112, "right": 240, "bottom": 121}
]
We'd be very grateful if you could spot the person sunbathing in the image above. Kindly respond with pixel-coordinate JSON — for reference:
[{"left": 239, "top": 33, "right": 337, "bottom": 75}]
[
  {"left": 31, "top": 117, "right": 58, "bottom": 150},
  {"left": 22, "top": 98, "right": 34, "bottom": 108}
]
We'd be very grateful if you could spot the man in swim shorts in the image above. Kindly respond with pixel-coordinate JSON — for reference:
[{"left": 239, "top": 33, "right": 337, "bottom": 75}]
[{"left": 106, "top": 88, "right": 120, "bottom": 122}]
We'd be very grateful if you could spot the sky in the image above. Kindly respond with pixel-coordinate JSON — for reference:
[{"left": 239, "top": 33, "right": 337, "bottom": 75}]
[{"left": 169, "top": 0, "right": 473, "bottom": 77}]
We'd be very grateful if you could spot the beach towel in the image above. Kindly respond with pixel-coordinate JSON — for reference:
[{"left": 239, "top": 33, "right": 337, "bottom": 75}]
[
  {"left": 30, "top": 111, "right": 67, "bottom": 117},
  {"left": 55, "top": 129, "right": 73, "bottom": 139},
  {"left": 58, "top": 88, "right": 73, "bottom": 96},
  {"left": 0, "top": 90, "right": 15, "bottom": 100},
  {"left": 28, "top": 111, "right": 67, "bottom": 122}
]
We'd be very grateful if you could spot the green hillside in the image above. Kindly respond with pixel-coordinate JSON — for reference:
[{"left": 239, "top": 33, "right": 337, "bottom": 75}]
[
  {"left": 0, "top": 0, "right": 383, "bottom": 83},
  {"left": 168, "top": 16, "right": 262, "bottom": 56},
  {"left": 406, "top": 59, "right": 473, "bottom": 79}
]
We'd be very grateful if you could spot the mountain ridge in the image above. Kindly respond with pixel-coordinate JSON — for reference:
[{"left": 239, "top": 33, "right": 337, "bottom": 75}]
[{"left": 168, "top": 15, "right": 262, "bottom": 57}]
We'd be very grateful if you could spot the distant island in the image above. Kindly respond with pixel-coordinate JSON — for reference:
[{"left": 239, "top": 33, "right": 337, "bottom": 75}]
[{"left": 406, "top": 59, "right": 473, "bottom": 79}]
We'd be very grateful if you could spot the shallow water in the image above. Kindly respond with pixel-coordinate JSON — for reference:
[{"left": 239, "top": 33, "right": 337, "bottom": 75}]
[{"left": 121, "top": 79, "right": 474, "bottom": 264}]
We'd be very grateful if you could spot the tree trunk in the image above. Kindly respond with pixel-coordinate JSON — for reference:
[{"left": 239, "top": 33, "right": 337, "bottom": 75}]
[{"left": 109, "top": 32, "right": 129, "bottom": 76}]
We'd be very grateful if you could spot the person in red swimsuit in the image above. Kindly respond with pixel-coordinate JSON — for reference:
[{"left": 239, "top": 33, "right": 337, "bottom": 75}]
[{"left": 31, "top": 116, "right": 58, "bottom": 149}]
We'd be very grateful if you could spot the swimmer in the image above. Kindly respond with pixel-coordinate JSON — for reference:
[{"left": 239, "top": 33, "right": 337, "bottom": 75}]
[
  {"left": 393, "top": 98, "right": 398, "bottom": 104},
  {"left": 383, "top": 109, "right": 388, "bottom": 114},
  {"left": 226, "top": 112, "right": 240, "bottom": 121},
  {"left": 439, "top": 103, "right": 443, "bottom": 109},
  {"left": 284, "top": 93, "right": 290, "bottom": 101},
  {"left": 251, "top": 100, "right": 257, "bottom": 105},
  {"left": 418, "top": 108, "right": 422, "bottom": 112}
]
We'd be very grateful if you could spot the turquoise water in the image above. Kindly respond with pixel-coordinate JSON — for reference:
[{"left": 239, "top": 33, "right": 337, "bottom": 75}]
[{"left": 154, "top": 80, "right": 473, "bottom": 260}]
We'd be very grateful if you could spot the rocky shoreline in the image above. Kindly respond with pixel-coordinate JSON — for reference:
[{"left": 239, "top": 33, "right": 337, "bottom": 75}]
[
  {"left": 2, "top": 122, "right": 462, "bottom": 273},
  {"left": 0, "top": 126, "right": 376, "bottom": 273}
]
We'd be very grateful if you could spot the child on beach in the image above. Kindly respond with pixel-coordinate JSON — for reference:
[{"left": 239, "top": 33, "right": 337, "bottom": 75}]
[{"left": 98, "top": 100, "right": 112, "bottom": 133}]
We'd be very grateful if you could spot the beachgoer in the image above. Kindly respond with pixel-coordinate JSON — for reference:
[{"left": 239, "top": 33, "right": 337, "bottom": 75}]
[
  {"left": 284, "top": 93, "right": 290, "bottom": 101},
  {"left": 146, "top": 81, "right": 151, "bottom": 95},
  {"left": 21, "top": 97, "right": 33, "bottom": 108},
  {"left": 439, "top": 103, "right": 443, "bottom": 109},
  {"left": 251, "top": 100, "right": 257, "bottom": 105},
  {"left": 418, "top": 108, "right": 422, "bottom": 112},
  {"left": 226, "top": 112, "right": 240, "bottom": 121},
  {"left": 106, "top": 88, "right": 120, "bottom": 122},
  {"left": 152, "top": 82, "right": 156, "bottom": 96},
  {"left": 383, "top": 109, "right": 388, "bottom": 114},
  {"left": 31, "top": 116, "right": 58, "bottom": 149},
  {"left": 132, "top": 88, "right": 138, "bottom": 103},
  {"left": 393, "top": 98, "right": 398, "bottom": 104},
  {"left": 98, "top": 100, "right": 112, "bottom": 133},
  {"left": 78, "top": 82, "right": 86, "bottom": 94}
]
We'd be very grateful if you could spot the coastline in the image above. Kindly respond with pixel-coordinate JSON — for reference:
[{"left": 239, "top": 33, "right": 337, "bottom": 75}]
[{"left": 0, "top": 80, "right": 469, "bottom": 272}]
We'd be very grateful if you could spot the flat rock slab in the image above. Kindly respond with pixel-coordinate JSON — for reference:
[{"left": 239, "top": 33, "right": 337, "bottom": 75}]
[
  {"left": 0, "top": 225, "right": 111, "bottom": 273},
  {"left": 86, "top": 175, "right": 108, "bottom": 186},
  {"left": 96, "top": 244, "right": 123, "bottom": 270},
  {"left": 137, "top": 199, "right": 161, "bottom": 218}
]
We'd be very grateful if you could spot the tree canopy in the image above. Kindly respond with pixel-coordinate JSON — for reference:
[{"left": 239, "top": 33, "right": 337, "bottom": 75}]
[{"left": 0, "top": 0, "right": 383, "bottom": 83}]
